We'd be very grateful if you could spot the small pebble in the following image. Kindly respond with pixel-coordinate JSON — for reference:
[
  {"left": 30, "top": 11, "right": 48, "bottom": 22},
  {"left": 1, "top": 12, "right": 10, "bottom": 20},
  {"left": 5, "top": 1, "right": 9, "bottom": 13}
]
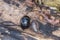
[
  {"left": 31, "top": 20, "right": 39, "bottom": 33},
  {"left": 15, "top": 3, "right": 19, "bottom": 7}
]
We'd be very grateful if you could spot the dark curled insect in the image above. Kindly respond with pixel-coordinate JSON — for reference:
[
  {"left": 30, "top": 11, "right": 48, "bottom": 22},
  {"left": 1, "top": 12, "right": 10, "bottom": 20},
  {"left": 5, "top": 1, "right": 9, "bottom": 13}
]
[{"left": 20, "top": 16, "right": 30, "bottom": 30}]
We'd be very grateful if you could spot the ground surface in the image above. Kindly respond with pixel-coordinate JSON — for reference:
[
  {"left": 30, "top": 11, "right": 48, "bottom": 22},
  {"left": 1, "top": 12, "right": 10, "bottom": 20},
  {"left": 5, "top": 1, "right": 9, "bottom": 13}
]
[{"left": 0, "top": 0, "right": 60, "bottom": 40}]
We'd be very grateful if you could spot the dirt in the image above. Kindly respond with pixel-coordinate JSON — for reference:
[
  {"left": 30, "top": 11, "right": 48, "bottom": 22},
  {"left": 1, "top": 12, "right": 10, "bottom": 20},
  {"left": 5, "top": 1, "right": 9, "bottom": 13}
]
[{"left": 0, "top": 0, "right": 60, "bottom": 40}]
